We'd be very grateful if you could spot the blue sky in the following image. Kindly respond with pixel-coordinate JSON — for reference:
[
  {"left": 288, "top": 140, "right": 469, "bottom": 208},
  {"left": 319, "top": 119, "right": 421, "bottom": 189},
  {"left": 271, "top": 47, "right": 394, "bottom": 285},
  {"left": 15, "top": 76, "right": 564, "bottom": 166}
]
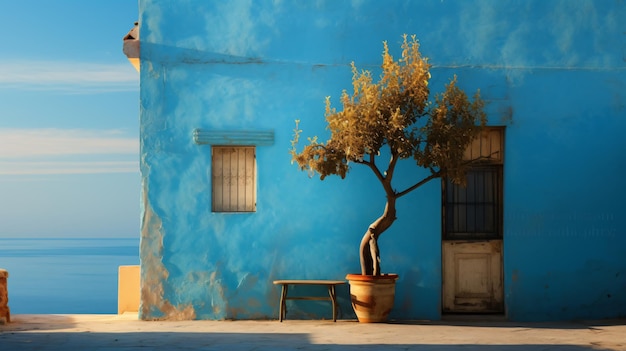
[{"left": 0, "top": 1, "right": 140, "bottom": 238}]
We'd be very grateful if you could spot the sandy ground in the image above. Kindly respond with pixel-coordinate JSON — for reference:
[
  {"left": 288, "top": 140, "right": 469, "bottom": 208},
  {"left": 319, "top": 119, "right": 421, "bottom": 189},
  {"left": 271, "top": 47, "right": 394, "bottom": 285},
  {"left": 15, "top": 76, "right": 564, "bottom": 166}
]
[{"left": 0, "top": 314, "right": 625, "bottom": 350}]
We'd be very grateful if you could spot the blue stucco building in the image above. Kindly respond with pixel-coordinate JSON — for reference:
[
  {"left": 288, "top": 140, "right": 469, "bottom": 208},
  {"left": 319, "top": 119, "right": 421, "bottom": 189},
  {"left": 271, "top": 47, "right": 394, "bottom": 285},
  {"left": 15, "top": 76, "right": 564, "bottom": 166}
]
[{"left": 128, "top": 0, "right": 626, "bottom": 321}]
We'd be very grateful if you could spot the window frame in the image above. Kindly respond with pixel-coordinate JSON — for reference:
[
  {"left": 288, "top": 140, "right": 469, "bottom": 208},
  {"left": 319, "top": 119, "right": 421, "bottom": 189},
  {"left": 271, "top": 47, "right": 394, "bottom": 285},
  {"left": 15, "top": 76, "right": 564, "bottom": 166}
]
[
  {"left": 211, "top": 145, "right": 257, "bottom": 213},
  {"left": 442, "top": 127, "right": 504, "bottom": 240}
]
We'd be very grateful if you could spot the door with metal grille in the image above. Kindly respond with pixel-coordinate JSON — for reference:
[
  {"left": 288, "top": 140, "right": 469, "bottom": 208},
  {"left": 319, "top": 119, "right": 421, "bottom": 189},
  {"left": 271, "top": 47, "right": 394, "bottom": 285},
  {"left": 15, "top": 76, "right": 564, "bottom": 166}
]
[{"left": 442, "top": 128, "right": 504, "bottom": 313}]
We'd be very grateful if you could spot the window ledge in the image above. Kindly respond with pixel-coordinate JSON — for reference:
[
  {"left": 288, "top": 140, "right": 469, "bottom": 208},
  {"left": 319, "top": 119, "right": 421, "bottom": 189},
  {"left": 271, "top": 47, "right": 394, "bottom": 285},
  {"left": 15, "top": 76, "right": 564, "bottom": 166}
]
[{"left": 193, "top": 129, "right": 274, "bottom": 146}]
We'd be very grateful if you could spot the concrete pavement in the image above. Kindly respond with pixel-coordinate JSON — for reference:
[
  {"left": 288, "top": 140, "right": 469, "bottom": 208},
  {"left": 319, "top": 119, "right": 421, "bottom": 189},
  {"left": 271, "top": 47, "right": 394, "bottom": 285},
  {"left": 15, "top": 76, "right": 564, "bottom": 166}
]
[{"left": 1, "top": 314, "right": 625, "bottom": 350}]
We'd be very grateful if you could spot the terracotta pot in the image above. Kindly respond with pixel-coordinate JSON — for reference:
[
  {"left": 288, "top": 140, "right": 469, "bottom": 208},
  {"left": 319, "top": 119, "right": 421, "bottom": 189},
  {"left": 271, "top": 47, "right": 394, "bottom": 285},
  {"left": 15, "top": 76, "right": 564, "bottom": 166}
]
[{"left": 345, "top": 273, "right": 399, "bottom": 323}]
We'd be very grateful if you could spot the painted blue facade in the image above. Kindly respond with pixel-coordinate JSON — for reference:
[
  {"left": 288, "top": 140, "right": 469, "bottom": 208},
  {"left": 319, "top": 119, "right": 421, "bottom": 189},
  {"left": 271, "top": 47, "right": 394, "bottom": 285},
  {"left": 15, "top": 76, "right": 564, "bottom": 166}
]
[{"left": 137, "top": 0, "right": 626, "bottom": 321}]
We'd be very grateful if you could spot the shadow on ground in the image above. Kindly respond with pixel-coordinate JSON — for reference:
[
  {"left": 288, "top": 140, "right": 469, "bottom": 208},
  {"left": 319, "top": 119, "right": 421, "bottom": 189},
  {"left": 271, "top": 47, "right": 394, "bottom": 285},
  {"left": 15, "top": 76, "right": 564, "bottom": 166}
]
[
  {"left": 0, "top": 331, "right": 620, "bottom": 351},
  {"left": 2, "top": 314, "right": 76, "bottom": 331},
  {"left": 390, "top": 318, "right": 626, "bottom": 330}
]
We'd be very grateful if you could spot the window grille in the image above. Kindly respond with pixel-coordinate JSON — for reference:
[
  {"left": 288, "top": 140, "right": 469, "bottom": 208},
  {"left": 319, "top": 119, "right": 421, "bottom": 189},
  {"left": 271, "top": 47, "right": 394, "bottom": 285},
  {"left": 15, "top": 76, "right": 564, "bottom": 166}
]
[
  {"left": 443, "top": 128, "right": 504, "bottom": 240},
  {"left": 212, "top": 146, "right": 256, "bottom": 212},
  {"left": 444, "top": 167, "right": 502, "bottom": 239}
]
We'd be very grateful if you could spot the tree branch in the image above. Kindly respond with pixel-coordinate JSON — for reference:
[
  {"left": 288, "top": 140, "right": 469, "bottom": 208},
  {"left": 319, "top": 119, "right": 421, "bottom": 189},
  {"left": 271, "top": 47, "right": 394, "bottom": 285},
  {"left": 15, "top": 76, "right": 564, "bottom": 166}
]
[
  {"left": 385, "top": 149, "right": 399, "bottom": 185},
  {"left": 366, "top": 152, "right": 386, "bottom": 185},
  {"left": 396, "top": 170, "right": 442, "bottom": 198}
]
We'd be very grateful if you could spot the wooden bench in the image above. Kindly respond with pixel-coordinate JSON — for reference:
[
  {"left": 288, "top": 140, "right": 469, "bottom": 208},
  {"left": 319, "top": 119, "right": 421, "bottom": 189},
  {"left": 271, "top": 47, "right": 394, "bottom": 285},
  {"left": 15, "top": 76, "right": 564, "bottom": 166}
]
[{"left": 273, "top": 280, "right": 346, "bottom": 322}]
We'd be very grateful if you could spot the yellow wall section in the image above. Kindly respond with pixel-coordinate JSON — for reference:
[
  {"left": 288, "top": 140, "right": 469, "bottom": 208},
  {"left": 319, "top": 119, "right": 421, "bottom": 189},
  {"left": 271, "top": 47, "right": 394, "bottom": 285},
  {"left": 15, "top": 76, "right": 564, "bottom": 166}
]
[{"left": 118, "top": 265, "right": 140, "bottom": 314}]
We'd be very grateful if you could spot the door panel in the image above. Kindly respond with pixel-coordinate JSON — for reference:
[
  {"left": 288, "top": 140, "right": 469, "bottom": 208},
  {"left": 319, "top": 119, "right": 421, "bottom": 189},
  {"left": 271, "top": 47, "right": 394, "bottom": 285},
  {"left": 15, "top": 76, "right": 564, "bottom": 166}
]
[{"left": 442, "top": 240, "right": 503, "bottom": 313}]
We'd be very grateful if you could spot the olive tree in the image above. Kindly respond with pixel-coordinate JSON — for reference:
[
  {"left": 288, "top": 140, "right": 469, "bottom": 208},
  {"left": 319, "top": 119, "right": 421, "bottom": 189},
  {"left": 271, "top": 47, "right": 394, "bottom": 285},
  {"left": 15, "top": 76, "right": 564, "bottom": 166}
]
[{"left": 290, "top": 35, "right": 486, "bottom": 276}]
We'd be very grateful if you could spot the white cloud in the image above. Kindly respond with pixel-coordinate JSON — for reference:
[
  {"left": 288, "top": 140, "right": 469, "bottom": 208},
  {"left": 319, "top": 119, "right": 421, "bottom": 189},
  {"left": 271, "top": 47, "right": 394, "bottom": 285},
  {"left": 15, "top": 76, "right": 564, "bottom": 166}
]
[
  {"left": 0, "top": 128, "right": 138, "bottom": 175},
  {"left": 0, "top": 161, "right": 138, "bottom": 175},
  {"left": 0, "top": 129, "right": 137, "bottom": 158},
  {"left": 0, "top": 60, "right": 139, "bottom": 93}
]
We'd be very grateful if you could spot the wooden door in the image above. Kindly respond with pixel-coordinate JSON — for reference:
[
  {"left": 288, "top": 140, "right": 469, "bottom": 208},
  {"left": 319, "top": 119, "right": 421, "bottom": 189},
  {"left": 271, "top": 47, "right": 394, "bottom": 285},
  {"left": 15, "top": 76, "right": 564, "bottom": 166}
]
[{"left": 442, "top": 240, "right": 503, "bottom": 313}]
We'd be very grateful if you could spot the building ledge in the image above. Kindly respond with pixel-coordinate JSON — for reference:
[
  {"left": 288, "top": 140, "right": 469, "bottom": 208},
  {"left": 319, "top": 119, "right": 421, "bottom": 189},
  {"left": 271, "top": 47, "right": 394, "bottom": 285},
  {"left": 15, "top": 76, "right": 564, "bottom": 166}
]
[{"left": 123, "top": 22, "right": 140, "bottom": 72}]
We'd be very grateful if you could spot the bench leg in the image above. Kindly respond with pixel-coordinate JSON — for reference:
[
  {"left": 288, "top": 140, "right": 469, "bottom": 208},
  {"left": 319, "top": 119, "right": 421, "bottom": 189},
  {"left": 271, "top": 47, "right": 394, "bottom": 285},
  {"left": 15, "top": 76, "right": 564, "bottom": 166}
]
[
  {"left": 279, "top": 284, "right": 288, "bottom": 322},
  {"left": 328, "top": 284, "right": 337, "bottom": 322}
]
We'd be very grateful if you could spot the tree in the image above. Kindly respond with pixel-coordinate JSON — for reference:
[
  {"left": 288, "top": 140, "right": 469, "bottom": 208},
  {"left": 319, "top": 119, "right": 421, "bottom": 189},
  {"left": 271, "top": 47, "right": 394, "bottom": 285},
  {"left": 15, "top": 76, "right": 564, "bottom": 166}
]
[{"left": 290, "top": 35, "right": 486, "bottom": 276}]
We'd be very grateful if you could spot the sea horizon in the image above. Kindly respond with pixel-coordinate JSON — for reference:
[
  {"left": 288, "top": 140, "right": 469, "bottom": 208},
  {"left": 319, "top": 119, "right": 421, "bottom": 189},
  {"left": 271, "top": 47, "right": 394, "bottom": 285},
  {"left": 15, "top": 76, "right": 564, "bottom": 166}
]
[{"left": 0, "top": 237, "right": 139, "bottom": 314}]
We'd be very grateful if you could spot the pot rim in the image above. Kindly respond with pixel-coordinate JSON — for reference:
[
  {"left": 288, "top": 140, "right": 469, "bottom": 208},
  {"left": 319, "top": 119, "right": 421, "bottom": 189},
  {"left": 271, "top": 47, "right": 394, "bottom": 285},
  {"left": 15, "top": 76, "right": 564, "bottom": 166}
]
[{"left": 346, "top": 273, "right": 399, "bottom": 281}]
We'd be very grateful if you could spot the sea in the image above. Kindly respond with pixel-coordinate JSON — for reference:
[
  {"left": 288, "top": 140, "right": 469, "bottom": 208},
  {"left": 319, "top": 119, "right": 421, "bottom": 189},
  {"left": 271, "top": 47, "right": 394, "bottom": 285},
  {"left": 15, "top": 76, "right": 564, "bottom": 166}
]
[{"left": 0, "top": 238, "right": 139, "bottom": 314}]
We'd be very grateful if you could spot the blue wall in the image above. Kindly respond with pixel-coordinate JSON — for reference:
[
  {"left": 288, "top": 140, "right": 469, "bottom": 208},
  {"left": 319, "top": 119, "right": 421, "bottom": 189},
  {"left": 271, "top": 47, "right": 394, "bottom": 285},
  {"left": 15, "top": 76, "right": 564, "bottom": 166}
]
[{"left": 138, "top": 0, "right": 626, "bottom": 321}]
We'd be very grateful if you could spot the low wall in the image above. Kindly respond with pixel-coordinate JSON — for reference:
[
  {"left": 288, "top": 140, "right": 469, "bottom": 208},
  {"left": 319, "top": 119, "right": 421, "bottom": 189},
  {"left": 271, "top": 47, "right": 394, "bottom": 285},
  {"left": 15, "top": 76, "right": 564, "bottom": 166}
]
[
  {"left": 0, "top": 269, "right": 9, "bottom": 324},
  {"left": 118, "top": 265, "right": 140, "bottom": 314}
]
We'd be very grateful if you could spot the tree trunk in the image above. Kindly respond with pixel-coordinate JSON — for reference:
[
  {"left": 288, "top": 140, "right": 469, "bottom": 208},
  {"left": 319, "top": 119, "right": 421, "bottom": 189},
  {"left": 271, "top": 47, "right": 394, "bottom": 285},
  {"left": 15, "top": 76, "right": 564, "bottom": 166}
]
[{"left": 359, "top": 197, "right": 397, "bottom": 275}]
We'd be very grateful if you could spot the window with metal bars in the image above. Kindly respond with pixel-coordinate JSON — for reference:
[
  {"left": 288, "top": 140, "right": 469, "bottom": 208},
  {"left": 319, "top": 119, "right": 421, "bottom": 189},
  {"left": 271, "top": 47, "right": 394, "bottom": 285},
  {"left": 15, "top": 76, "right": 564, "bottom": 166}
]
[
  {"left": 443, "top": 167, "right": 502, "bottom": 239},
  {"left": 212, "top": 146, "right": 256, "bottom": 212},
  {"left": 442, "top": 127, "right": 504, "bottom": 240}
]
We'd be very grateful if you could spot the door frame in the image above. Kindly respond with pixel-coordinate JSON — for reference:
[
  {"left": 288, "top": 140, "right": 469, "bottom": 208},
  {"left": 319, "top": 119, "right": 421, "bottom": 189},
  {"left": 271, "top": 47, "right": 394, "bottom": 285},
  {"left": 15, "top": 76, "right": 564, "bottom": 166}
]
[{"left": 440, "top": 127, "right": 506, "bottom": 315}]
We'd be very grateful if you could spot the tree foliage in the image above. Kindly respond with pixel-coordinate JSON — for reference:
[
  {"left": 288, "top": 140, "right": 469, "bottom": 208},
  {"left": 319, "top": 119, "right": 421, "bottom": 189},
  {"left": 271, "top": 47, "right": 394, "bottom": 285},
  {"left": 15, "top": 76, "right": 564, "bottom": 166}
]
[{"left": 290, "top": 35, "right": 486, "bottom": 275}]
